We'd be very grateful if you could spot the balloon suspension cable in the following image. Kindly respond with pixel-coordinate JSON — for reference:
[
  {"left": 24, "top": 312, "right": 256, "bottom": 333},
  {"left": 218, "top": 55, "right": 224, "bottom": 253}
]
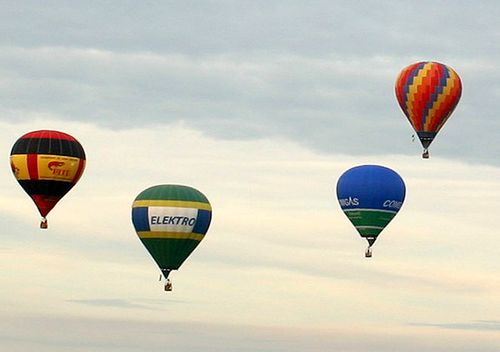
[
  {"left": 422, "top": 149, "right": 429, "bottom": 159},
  {"left": 40, "top": 217, "right": 48, "bottom": 229},
  {"left": 161, "top": 269, "right": 171, "bottom": 280}
]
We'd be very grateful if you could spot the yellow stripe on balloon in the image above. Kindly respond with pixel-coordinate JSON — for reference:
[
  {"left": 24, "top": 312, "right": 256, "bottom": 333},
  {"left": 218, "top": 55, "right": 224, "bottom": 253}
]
[
  {"left": 37, "top": 154, "right": 83, "bottom": 182},
  {"left": 406, "top": 63, "right": 431, "bottom": 117},
  {"left": 9, "top": 155, "right": 30, "bottom": 180},
  {"left": 137, "top": 231, "right": 205, "bottom": 241},
  {"left": 424, "top": 74, "right": 456, "bottom": 131},
  {"left": 132, "top": 200, "right": 212, "bottom": 210},
  {"left": 436, "top": 74, "right": 459, "bottom": 131}
]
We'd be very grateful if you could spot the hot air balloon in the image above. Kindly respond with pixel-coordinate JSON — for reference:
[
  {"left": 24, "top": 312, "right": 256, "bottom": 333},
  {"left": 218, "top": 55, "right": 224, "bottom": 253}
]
[
  {"left": 395, "top": 61, "right": 462, "bottom": 158},
  {"left": 336, "top": 165, "right": 405, "bottom": 257},
  {"left": 131, "top": 184, "right": 212, "bottom": 291},
  {"left": 10, "top": 130, "right": 86, "bottom": 228}
]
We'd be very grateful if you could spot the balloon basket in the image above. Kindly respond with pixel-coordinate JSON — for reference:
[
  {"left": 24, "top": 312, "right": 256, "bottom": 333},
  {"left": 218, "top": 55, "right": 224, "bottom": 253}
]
[
  {"left": 164, "top": 279, "right": 173, "bottom": 292},
  {"left": 40, "top": 218, "right": 48, "bottom": 229},
  {"left": 422, "top": 149, "right": 429, "bottom": 159},
  {"left": 365, "top": 247, "right": 372, "bottom": 258}
]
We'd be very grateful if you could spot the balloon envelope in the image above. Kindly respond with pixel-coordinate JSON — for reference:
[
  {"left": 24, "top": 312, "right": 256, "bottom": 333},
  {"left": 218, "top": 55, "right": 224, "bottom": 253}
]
[
  {"left": 131, "top": 185, "right": 212, "bottom": 275},
  {"left": 10, "top": 130, "right": 86, "bottom": 227},
  {"left": 395, "top": 61, "right": 462, "bottom": 155},
  {"left": 336, "top": 165, "right": 405, "bottom": 246}
]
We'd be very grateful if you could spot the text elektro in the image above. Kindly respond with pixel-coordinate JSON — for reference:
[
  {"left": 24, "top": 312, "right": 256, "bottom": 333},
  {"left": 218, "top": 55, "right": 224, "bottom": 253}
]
[{"left": 151, "top": 215, "right": 196, "bottom": 226}]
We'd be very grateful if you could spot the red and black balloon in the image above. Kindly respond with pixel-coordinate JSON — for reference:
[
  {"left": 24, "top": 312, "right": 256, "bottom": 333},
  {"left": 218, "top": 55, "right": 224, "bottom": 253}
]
[{"left": 10, "top": 130, "right": 86, "bottom": 228}]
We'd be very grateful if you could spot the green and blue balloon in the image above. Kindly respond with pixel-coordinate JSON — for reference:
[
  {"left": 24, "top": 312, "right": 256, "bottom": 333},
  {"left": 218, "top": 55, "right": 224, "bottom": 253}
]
[
  {"left": 132, "top": 185, "right": 212, "bottom": 286},
  {"left": 336, "top": 165, "right": 405, "bottom": 257}
]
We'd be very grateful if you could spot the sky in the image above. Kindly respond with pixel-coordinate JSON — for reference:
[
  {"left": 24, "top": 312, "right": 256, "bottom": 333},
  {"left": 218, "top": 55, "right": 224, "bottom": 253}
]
[{"left": 1, "top": 1, "right": 500, "bottom": 351}]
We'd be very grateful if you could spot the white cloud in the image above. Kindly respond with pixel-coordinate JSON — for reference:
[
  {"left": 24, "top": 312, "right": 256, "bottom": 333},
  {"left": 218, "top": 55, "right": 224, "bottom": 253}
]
[
  {"left": 1, "top": 119, "right": 500, "bottom": 351},
  {"left": 1, "top": 43, "right": 499, "bottom": 164}
]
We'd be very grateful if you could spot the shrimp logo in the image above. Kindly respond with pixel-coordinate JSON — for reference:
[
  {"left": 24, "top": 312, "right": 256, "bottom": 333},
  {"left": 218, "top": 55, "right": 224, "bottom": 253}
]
[
  {"left": 48, "top": 161, "right": 70, "bottom": 176},
  {"left": 48, "top": 161, "right": 65, "bottom": 170}
]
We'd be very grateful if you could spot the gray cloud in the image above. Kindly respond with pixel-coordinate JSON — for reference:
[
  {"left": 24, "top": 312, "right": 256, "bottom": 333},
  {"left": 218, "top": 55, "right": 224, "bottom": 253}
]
[
  {"left": 66, "top": 298, "right": 191, "bottom": 309},
  {"left": 67, "top": 298, "right": 156, "bottom": 309},
  {"left": 1, "top": 2, "right": 500, "bottom": 164},
  {"left": 411, "top": 320, "right": 500, "bottom": 332},
  {"left": 1, "top": 1, "right": 499, "bottom": 57},
  {"left": 1, "top": 313, "right": 499, "bottom": 352}
]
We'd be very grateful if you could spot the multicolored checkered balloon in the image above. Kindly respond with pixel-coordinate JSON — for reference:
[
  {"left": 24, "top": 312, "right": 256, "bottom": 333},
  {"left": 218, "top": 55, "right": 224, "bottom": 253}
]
[{"left": 395, "top": 61, "right": 462, "bottom": 158}]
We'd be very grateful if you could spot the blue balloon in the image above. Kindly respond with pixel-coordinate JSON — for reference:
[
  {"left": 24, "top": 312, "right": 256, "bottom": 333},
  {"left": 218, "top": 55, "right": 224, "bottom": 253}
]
[{"left": 336, "top": 165, "right": 406, "bottom": 257}]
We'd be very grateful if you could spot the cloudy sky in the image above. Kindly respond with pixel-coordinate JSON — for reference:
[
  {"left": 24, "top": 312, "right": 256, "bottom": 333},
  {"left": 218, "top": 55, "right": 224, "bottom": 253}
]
[{"left": 1, "top": 1, "right": 500, "bottom": 351}]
